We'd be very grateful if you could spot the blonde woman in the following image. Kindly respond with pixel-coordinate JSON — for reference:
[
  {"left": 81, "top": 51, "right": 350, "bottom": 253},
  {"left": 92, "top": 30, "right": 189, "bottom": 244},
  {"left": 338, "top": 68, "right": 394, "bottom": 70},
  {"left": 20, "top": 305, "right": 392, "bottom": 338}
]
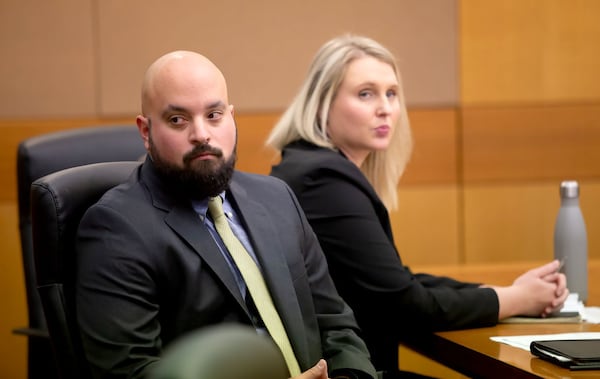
[{"left": 267, "top": 35, "right": 568, "bottom": 378}]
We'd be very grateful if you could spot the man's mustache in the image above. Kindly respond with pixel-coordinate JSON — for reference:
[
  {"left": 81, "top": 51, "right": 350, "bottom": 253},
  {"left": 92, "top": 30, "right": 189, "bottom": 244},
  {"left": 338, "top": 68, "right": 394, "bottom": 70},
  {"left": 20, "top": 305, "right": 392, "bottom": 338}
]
[{"left": 183, "top": 144, "right": 223, "bottom": 164}]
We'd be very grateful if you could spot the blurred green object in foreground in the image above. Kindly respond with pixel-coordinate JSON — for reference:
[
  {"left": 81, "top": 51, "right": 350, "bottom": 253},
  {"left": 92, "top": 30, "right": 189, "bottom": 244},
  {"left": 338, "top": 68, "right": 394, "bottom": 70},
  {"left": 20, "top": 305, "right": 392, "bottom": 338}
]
[{"left": 150, "top": 324, "right": 289, "bottom": 379}]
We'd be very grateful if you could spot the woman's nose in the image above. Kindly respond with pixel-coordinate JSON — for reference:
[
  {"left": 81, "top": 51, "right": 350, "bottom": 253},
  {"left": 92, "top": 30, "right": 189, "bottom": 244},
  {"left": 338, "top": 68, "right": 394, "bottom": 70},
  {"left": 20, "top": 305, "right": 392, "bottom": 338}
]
[{"left": 377, "top": 97, "right": 392, "bottom": 115}]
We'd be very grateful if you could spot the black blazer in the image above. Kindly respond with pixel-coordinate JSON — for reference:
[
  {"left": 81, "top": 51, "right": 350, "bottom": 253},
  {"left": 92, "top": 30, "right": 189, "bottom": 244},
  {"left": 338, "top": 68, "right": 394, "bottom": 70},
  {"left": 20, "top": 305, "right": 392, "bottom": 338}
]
[
  {"left": 75, "top": 157, "right": 377, "bottom": 379},
  {"left": 271, "top": 140, "right": 499, "bottom": 373}
]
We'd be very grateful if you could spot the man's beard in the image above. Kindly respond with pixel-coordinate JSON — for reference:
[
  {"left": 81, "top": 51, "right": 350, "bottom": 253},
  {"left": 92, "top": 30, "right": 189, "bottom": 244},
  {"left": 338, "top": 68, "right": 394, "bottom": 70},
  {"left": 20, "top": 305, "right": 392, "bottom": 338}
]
[{"left": 149, "top": 136, "right": 236, "bottom": 200}]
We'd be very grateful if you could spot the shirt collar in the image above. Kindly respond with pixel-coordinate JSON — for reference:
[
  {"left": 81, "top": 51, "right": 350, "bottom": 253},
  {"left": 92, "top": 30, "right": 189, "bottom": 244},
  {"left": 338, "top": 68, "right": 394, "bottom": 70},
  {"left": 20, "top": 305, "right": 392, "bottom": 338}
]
[{"left": 191, "top": 191, "right": 228, "bottom": 221}]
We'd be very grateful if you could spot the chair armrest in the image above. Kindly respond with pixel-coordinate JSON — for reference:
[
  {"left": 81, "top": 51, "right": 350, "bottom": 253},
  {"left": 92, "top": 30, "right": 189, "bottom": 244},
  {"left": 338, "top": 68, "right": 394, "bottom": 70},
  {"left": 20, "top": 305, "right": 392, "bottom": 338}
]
[{"left": 12, "top": 326, "right": 50, "bottom": 338}]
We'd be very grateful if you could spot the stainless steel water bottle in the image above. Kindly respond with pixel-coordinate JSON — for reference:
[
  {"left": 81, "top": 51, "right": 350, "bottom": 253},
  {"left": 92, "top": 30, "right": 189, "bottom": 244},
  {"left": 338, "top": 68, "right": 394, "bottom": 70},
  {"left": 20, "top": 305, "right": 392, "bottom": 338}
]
[{"left": 554, "top": 180, "right": 588, "bottom": 303}]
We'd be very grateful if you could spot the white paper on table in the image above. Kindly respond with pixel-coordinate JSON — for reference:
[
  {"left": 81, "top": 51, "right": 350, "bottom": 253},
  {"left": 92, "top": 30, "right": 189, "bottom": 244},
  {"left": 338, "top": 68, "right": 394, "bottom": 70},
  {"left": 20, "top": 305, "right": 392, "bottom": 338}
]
[
  {"left": 562, "top": 292, "right": 600, "bottom": 324},
  {"left": 490, "top": 332, "right": 600, "bottom": 352},
  {"left": 581, "top": 307, "right": 600, "bottom": 324},
  {"left": 562, "top": 293, "right": 584, "bottom": 313},
  {"left": 553, "top": 293, "right": 600, "bottom": 324}
]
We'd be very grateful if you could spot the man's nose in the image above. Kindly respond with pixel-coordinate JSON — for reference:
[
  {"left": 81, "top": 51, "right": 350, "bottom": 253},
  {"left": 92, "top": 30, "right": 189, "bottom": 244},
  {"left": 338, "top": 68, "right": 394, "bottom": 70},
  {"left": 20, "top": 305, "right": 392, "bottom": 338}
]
[{"left": 189, "top": 119, "right": 210, "bottom": 143}]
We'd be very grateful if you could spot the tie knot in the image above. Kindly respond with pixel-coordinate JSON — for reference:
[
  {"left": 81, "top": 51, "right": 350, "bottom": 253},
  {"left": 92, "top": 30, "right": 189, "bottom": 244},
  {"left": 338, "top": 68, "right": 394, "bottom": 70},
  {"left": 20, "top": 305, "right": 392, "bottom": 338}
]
[{"left": 208, "top": 196, "right": 225, "bottom": 220}]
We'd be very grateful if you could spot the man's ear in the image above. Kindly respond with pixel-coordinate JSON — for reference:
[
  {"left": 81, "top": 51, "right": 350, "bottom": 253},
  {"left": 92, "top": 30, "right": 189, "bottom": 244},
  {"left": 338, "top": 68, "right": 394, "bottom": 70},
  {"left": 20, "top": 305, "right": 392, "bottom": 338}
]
[{"left": 136, "top": 115, "right": 150, "bottom": 150}]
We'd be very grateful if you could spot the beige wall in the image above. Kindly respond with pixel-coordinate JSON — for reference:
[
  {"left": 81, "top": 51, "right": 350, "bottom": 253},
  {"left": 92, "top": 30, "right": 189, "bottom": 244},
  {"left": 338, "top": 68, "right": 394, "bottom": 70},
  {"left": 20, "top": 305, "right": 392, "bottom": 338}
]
[
  {"left": 1, "top": 0, "right": 599, "bottom": 378},
  {"left": 0, "top": 0, "right": 458, "bottom": 118}
]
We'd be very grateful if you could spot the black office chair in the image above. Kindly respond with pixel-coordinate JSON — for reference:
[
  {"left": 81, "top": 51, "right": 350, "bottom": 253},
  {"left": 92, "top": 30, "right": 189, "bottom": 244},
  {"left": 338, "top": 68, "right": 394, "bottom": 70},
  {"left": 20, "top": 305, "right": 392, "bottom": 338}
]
[
  {"left": 15, "top": 126, "right": 146, "bottom": 379},
  {"left": 30, "top": 161, "right": 142, "bottom": 379}
]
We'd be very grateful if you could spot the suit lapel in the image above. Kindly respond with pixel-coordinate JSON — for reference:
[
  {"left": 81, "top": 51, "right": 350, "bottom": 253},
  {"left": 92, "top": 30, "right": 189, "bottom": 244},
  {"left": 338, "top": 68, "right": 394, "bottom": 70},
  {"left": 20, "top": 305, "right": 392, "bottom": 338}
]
[
  {"left": 228, "top": 177, "right": 306, "bottom": 348},
  {"left": 163, "top": 203, "right": 248, "bottom": 310},
  {"left": 316, "top": 143, "right": 395, "bottom": 241},
  {"left": 141, "top": 159, "right": 248, "bottom": 312},
  {"left": 142, "top": 159, "right": 306, "bottom": 357}
]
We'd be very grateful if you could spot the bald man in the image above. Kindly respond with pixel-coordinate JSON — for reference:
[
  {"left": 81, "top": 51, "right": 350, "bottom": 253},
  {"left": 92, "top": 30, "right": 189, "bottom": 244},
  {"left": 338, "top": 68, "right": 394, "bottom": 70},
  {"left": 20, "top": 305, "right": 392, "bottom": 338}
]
[{"left": 75, "top": 51, "right": 377, "bottom": 379}]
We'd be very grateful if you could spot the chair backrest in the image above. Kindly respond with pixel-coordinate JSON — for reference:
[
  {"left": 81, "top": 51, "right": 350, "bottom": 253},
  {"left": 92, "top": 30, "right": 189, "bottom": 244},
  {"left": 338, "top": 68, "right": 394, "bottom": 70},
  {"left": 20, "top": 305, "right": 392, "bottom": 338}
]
[
  {"left": 31, "top": 161, "right": 142, "bottom": 379},
  {"left": 15, "top": 125, "right": 145, "bottom": 378}
]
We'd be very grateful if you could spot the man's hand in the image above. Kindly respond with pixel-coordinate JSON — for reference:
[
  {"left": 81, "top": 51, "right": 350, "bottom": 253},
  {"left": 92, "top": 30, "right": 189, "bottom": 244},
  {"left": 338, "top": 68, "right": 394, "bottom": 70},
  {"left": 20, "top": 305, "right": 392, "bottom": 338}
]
[{"left": 291, "top": 359, "right": 329, "bottom": 379}]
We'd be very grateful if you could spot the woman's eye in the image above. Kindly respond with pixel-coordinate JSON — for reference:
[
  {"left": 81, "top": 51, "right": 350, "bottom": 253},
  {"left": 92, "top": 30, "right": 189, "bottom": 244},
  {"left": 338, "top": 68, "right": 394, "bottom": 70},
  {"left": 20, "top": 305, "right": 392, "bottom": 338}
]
[
  {"left": 358, "top": 91, "right": 372, "bottom": 99},
  {"left": 386, "top": 90, "right": 397, "bottom": 98}
]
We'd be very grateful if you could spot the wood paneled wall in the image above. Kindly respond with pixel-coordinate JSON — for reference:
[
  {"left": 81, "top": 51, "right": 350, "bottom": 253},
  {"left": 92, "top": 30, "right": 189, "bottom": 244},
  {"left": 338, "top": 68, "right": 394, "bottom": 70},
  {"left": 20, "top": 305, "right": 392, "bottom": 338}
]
[{"left": 460, "top": 0, "right": 600, "bottom": 104}]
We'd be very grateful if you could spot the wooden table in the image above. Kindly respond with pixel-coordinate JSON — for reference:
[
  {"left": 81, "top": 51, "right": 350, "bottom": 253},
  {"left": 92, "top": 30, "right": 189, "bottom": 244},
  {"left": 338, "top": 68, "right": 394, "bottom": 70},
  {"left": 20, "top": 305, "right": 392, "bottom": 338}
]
[
  {"left": 402, "top": 259, "right": 600, "bottom": 378},
  {"left": 405, "top": 323, "right": 600, "bottom": 378}
]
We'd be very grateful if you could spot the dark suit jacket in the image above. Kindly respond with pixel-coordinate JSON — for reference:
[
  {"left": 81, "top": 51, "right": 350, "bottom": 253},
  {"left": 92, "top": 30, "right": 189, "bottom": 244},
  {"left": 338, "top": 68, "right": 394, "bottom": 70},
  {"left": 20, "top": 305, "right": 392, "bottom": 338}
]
[
  {"left": 76, "top": 158, "right": 377, "bottom": 379},
  {"left": 270, "top": 140, "right": 499, "bottom": 373}
]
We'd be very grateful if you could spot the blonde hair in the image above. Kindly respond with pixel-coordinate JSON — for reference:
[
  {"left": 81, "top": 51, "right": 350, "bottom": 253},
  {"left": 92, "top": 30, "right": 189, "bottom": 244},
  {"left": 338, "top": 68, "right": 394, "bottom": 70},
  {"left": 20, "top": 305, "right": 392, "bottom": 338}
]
[{"left": 266, "top": 35, "right": 412, "bottom": 210}]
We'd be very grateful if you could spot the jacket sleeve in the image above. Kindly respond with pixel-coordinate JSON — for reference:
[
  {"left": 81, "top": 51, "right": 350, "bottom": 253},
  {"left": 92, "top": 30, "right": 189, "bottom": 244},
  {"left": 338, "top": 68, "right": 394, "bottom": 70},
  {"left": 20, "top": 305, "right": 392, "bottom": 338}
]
[
  {"left": 295, "top": 167, "right": 499, "bottom": 336},
  {"left": 279, "top": 182, "right": 378, "bottom": 379},
  {"left": 76, "top": 202, "right": 161, "bottom": 379}
]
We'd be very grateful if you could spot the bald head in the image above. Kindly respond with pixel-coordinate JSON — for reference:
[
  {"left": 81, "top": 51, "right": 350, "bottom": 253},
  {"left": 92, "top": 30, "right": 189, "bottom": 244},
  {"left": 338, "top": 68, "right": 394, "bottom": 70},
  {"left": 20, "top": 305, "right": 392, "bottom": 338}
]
[
  {"left": 141, "top": 50, "right": 228, "bottom": 115},
  {"left": 135, "top": 49, "right": 237, "bottom": 196}
]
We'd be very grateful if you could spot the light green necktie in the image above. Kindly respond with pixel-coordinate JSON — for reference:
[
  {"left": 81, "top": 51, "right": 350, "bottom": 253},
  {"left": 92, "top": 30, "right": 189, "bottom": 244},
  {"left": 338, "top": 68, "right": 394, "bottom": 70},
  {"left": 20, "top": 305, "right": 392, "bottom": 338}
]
[{"left": 207, "top": 197, "right": 301, "bottom": 377}]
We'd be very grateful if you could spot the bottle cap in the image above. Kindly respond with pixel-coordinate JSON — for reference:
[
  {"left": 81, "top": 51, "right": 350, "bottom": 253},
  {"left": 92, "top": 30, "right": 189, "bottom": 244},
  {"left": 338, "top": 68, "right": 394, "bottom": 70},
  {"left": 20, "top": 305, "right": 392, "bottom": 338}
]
[{"left": 560, "top": 180, "right": 579, "bottom": 198}]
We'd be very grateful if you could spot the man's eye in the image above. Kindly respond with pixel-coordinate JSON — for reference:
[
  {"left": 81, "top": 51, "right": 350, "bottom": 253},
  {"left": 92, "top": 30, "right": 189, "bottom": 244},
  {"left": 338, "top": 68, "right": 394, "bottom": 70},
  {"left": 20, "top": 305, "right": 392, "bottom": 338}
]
[
  {"left": 208, "top": 111, "right": 223, "bottom": 120},
  {"left": 169, "top": 116, "right": 185, "bottom": 125}
]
